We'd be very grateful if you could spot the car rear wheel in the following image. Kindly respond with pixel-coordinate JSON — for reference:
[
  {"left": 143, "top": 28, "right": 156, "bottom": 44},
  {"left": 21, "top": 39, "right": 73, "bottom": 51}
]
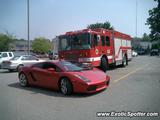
[
  {"left": 60, "top": 78, "right": 73, "bottom": 95},
  {"left": 19, "top": 73, "right": 28, "bottom": 87}
]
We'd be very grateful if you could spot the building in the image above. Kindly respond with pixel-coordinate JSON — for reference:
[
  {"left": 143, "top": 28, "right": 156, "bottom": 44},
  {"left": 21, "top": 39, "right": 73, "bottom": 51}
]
[
  {"left": 10, "top": 39, "right": 32, "bottom": 52},
  {"left": 131, "top": 38, "right": 151, "bottom": 50}
]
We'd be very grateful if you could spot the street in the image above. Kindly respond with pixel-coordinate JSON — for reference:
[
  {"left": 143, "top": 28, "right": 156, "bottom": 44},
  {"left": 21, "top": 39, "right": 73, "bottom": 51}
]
[{"left": 0, "top": 56, "right": 160, "bottom": 120}]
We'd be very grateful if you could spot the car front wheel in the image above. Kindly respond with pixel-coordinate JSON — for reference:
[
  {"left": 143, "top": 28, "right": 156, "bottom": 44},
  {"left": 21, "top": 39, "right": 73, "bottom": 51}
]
[
  {"left": 60, "top": 78, "right": 73, "bottom": 95},
  {"left": 19, "top": 73, "right": 28, "bottom": 87}
]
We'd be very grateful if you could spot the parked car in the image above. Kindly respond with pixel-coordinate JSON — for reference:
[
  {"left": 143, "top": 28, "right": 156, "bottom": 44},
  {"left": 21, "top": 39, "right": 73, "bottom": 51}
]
[
  {"left": 18, "top": 61, "right": 110, "bottom": 95},
  {"left": 137, "top": 49, "right": 146, "bottom": 55},
  {"left": 48, "top": 52, "right": 58, "bottom": 60},
  {"left": 1, "top": 55, "right": 44, "bottom": 72},
  {"left": 150, "top": 49, "right": 159, "bottom": 56},
  {"left": 33, "top": 53, "right": 48, "bottom": 58},
  {"left": 0, "top": 52, "right": 14, "bottom": 68},
  {"left": 132, "top": 50, "right": 138, "bottom": 57}
]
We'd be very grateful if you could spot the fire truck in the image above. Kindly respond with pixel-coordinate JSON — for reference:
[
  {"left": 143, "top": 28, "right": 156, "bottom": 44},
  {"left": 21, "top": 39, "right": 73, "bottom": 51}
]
[{"left": 58, "top": 28, "right": 132, "bottom": 71}]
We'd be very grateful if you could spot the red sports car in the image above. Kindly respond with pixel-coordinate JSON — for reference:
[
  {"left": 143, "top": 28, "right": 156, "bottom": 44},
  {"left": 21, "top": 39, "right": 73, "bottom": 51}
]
[{"left": 18, "top": 61, "right": 110, "bottom": 95}]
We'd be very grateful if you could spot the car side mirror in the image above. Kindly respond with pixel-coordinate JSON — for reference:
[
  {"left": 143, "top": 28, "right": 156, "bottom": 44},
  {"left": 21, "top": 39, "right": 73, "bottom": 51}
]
[{"left": 47, "top": 68, "right": 55, "bottom": 72}]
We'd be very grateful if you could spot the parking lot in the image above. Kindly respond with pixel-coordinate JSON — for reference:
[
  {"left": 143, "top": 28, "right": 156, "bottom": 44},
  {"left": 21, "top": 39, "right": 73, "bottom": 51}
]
[{"left": 0, "top": 56, "right": 160, "bottom": 120}]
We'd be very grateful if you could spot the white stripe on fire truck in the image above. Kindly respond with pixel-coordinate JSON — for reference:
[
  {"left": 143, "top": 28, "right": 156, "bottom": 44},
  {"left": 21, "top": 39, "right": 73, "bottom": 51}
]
[{"left": 79, "top": 55, "right": 113, "bottom": 62}]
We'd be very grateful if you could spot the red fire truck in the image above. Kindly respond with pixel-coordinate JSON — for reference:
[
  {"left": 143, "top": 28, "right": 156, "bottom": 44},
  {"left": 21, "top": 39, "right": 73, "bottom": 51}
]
[{"left": 58, "top": 28, "right": 132, "bottom": 71}]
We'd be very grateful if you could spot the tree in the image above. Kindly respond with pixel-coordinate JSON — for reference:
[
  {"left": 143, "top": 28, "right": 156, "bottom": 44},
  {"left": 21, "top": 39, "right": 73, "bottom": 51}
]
[
  {"left": 32, "top": 37, "right": 52, "bottom": 53},
  {"left": 87, "top": 21, "right": 114, "bottom": 30},
  {"left": 146, "top": 0, "right": 160, "bottom": 41},
  {"left": 141, "top": 33, "right": 151, "bottom": 41},
  {"left": 0, "top": 33, "right": 15, "bottom": 51},
  {"left": 151, "top": 43, "right": 160, "bottom": 49}
]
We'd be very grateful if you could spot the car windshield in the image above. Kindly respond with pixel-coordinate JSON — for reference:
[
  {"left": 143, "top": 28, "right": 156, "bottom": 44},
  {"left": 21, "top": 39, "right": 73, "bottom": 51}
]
[
  {"left": 21, "top": 55, "right": 38, "bottom": 60},
  {"left": 11, "top": 56, "right": 20, "bottom": 60},
  {"left": 59, "top": 33, "right": 91, "bottom": 51},
  {"left": 49, "top": 52, "right": 53, "bottom": 55},
  {"left": 58, "top": 61, "right": 83, "bottom": 72},
  {"left": 58, "top": 61, "right": 92, "bottom": 72}
]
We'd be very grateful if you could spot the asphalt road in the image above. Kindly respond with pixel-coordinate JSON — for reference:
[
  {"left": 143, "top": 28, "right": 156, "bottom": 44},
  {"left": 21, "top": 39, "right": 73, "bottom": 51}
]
[{"left": 0, "top": 56, "right": 160, "bottom": 120}]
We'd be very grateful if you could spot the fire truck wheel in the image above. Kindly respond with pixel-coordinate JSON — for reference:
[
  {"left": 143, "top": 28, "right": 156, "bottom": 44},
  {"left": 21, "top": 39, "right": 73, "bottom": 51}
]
[
  {"left": 101, "top": 57, "right": 108, "bottom": 72},
  {"left": 122, "top": 55, "right": 128, "bottom": 67}
]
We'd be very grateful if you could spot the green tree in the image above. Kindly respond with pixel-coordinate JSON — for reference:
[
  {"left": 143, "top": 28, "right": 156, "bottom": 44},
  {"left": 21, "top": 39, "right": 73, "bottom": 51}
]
[
  {"left": 146, "top": 0, "right": 160, "bottom": 41},
  {"left": 87, "top": 21, "right": 114, "bottom": 30},
  {"left": 0, "top": 33, "right": 14, "bottom": 51},
  {"left": 32, "top": 37, "right": 52, "bottom": 53},
  {"left": 141, "top": 33, "right": 151, "bottom": 41},
  {"left": 151, "top": 43, "right": 160, "bottom": 49}
]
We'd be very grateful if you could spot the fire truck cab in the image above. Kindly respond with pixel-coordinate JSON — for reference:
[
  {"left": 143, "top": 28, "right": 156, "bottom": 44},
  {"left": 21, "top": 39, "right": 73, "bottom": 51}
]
[{"left": 58, "top": 28, "right": 132, "bottom": 71}]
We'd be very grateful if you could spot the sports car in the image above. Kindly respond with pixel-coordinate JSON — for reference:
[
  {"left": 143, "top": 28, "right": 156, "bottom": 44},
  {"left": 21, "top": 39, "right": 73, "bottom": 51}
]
[{"left": 18, "top": 61, "right": 110, "bottom": 95}]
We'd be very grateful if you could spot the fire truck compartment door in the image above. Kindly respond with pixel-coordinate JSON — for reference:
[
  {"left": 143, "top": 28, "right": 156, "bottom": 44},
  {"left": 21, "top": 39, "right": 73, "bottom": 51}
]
[{"left": 114, "top": 38, "right": 122, "bottom": 61}]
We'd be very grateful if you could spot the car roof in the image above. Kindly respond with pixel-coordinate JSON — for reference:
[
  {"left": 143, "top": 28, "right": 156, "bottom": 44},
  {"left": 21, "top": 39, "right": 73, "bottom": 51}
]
[
  {"left": 0, "top": 51, "right": 13, "bottom": 53},
  {"left": 31, "top": 60, "right": 64, "bottom": 71},
  {"left": 20, "top": 55, "right": 36, "bottom": 57}
]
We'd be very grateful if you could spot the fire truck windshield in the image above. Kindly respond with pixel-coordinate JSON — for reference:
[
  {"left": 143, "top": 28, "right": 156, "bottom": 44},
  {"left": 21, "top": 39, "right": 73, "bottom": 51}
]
[{"left": 59, "top": 33, "right": 91, "bottom": 51}]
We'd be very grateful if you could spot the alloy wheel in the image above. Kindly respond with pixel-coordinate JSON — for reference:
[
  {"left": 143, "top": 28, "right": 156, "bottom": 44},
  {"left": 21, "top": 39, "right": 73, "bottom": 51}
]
[
  {"left": 19, "top": 73, "right": 27, "bottom": 87},
  {"left": 61, "top": 79, "right": 68, "bottom": 94}
]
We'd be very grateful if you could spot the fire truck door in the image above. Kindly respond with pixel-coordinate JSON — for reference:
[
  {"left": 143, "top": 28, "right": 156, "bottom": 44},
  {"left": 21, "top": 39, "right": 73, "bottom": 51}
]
[
  {"left": 93, "top": 34, "right": 101, "bottom": 56},
  {"left": 101, "top": 36, "right": 106, "bottom": 54}
]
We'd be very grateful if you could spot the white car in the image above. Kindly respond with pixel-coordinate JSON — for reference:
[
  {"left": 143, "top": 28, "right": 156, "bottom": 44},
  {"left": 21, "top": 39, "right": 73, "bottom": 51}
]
[
  {"left": 132, "top": 50, "right": 138, "bottom": 57},
  {"left": 0, "top": 52, "right": 14, "bottom": 68},
  {"left": 1, "top": 55, "right": 44, "bottom": 72}
]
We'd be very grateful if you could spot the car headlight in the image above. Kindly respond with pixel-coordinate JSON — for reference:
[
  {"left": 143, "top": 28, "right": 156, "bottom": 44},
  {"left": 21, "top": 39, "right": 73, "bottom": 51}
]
[{"left": 74, "top": 74, "right": 91, "bottom": 82}]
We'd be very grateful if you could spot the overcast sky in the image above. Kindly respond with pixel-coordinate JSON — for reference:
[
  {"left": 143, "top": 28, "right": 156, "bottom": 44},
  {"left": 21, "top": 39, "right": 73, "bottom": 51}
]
[{"left": 0, "top": 0, "right": 157, "bottom": 40}]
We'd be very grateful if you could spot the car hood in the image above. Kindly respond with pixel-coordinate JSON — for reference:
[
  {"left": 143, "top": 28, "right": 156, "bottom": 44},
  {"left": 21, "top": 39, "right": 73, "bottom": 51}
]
[{"left": 72, "top": 70, "right": 107, "bottom": 82}]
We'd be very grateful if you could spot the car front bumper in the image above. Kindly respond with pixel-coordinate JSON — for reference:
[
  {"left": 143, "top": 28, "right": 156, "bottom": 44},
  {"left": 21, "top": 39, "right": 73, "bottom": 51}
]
[{"left": 73, "top": 77, "right": 110, "bottom": 94}]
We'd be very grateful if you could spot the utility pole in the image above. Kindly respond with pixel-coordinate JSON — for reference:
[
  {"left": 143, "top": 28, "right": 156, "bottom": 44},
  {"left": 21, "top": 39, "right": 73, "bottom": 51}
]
[
  {"left": 136, "top": 0, "right": 138, "bottom": 37},
  {"left": 27, "top": 0, "right": 30, "bottom": 55}
]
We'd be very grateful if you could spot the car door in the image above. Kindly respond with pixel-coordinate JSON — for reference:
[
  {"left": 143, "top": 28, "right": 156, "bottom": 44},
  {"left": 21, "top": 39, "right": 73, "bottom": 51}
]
[
  {"left": 21, "top": 56, "right": 38, "bottom": 66},
  {"left": 31, "top": 62, "right": 60, "bottom": 89},
  {"left": 8, "top": 52, "right": 14, "bottom": 59},
  {"left": 21, "top": 56, "right": 32, "bottom": 65}
]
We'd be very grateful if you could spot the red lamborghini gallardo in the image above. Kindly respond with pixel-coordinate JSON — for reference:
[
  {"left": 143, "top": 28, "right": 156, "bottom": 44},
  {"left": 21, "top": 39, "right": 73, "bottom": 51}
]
[{"left": 18, "top": 61, "right": 110, "bottom": 95}]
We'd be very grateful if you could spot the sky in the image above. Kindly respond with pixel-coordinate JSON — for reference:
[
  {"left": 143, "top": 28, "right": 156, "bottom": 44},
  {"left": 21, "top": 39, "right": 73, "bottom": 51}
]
[{"left": 0, "top": 0, "right": 158, "bottom": 40}]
